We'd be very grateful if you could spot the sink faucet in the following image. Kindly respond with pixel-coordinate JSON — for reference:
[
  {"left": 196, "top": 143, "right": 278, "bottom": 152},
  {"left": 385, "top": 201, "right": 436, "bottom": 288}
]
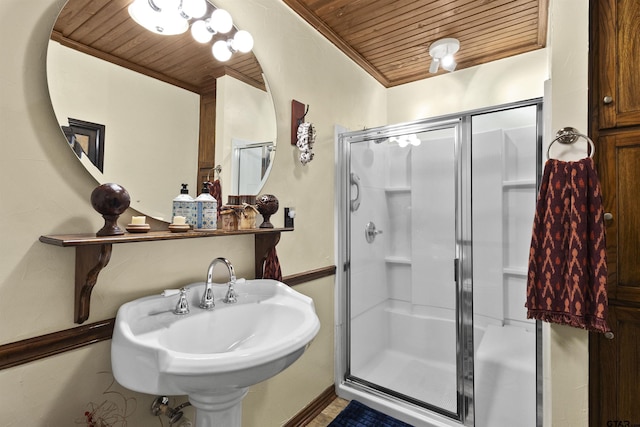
[{"left": 200, "top": 257, "right": 236, "bottom": 309}]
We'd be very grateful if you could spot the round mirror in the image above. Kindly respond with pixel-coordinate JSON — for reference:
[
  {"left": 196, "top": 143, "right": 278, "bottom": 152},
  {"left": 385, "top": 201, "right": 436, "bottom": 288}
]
[{"left": 47, "top": 0, "right": 276, "bottom": 222}]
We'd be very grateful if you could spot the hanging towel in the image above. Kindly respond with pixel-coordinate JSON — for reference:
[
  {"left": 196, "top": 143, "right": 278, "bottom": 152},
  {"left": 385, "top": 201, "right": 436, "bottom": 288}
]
[
  {"left": 207, "top": 179, "right": 223, "bottom": 220},
  {"left": 526, "top": 157, "right": 610, "bottom": 333},
  {"left": 262, "top": 246, "right": 282, "bottom": 281}
]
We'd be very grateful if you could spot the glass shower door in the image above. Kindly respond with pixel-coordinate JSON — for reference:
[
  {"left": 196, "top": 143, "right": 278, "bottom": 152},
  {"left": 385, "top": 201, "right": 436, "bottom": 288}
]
[{"left": 345, "top": 123, "right": 463, "bottom": 417}]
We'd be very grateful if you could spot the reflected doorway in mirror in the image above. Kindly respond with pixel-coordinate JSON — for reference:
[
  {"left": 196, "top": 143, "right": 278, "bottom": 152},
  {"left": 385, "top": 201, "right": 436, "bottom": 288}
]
[{"left": 231, "top": 138, "right": 275, "bottom": 195}]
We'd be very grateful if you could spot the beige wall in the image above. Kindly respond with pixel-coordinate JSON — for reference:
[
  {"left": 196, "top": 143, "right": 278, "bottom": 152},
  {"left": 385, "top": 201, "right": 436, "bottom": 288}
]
[
  {"left": 546, "top": 1, "right": 590, "bottom": 426},
  {"left": 215, "top": 74, "right": 278, "bottom": 195},
  {"left": 47, "top": 40, "right": 201, "bottom": 222},
  {"left": 0, "top": 0, "right": 589, "bottom": 426},
  {"left": 0, "top": 0, "right": 384, "bottom": 425}
]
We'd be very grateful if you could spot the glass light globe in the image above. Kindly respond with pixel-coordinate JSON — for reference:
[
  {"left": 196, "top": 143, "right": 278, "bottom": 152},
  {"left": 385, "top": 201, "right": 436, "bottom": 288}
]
[
  {"left": 154, "top": 0, "right": 181, "bottom": 10},
  {"left": 129, "top": 0, "right": 188, "bottom": 35},
  {"left": 233, "top": 30, "right": 254, "bottom": 53},
  {"left": 210, "top": 9, "right": 233, "bottom": 34},
  {"left": 191, "top": 19, "right": 213, "bottom": 43},
  {"left": 212, "top": 40, "right": 232, "bottom": 62},
  {"left": 180, "top": 0, "right": 207, "bottom": 19},
  {"left": 128, "top": 0, "right": 156, "bottom": 25},
  {"left": 408, "top": 134, "right": 421, "bottom": 146},
  {"left": 397, "top": 137, "right": 409, "bottom": 148},
  {"left": 154, "top": 11, "right": 188, "bottom": 35},
  {"left": 441, "top": 54, "right": 455, "bottom": 69}
]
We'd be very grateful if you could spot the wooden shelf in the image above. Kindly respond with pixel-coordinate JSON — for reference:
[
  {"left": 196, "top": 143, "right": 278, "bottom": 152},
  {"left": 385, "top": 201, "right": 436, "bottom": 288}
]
[{"left": 40, "top": 227, "right": 293, "bottom": 324}]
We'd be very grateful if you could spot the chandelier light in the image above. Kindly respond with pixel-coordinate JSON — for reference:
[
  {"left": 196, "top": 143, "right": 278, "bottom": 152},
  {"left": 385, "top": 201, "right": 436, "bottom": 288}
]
[
  {"left": 128, "top": 0, "right": 253, "bottom": 62},
  {"left": 190, "top": 8, "right": 233, "bottom": 43},
  {"left": 128, "top": 0, "right": 189, "bottom": 35},
  {"left": 178, "top": 0, "right": 207, "bottom": 20},
  {"left": 429, "top": 38, "right": 460, "bottom": 73}
]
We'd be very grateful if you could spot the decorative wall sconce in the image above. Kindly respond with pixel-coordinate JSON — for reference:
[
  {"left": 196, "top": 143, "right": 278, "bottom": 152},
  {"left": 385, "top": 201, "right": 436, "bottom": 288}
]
[
  {"left": 429, "top": 38, "right": 460, "bottom": 73},
  {"left": 128, "top": 0, "right": 253, "bottom": 62},
  {"left": 297, "top": 122, "right": 315, "bottom": 165},
  {"left": 291, "top": 100, "right": 314, "bottom": 165}
]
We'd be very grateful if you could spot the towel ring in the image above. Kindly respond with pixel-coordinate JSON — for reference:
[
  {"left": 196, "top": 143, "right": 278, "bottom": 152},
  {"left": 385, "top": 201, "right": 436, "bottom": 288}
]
[{"left": 547, "top": 127, "right": 595, "bottom": 159}]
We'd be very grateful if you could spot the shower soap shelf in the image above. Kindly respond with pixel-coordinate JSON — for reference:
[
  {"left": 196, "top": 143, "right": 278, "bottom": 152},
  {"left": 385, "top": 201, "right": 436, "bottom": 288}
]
[{"left": 39, "top": 227, "right": 293, "bottom": 324}]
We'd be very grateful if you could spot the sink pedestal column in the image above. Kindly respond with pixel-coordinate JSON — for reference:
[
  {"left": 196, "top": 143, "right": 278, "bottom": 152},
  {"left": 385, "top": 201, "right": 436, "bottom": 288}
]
[{"left": 189, "top": 389, "right": 248, "bottom": 427}]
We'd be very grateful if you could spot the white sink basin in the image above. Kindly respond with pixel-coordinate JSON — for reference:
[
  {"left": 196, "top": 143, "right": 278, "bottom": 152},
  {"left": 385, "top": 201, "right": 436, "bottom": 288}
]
[{"left": 111, "top": 279, "right": 320, "bottom": 426}]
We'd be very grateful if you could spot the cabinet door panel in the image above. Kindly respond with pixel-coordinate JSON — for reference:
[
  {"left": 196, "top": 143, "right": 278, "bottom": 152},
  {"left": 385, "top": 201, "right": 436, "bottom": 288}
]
[
  {"left": 591, "top": 306, "right": 640, "bottom": 427},
  {"left": 598, "top": 134, "right": 640, "bottom": 301},
  {"left": 596, "top": 0, "right": 640, "bottom": 128}
]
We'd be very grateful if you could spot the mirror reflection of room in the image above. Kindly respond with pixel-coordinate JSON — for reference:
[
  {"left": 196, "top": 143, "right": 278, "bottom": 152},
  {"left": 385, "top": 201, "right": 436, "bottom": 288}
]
[{"left": 46, "top": 0, "right": 276, "bottom": 222}]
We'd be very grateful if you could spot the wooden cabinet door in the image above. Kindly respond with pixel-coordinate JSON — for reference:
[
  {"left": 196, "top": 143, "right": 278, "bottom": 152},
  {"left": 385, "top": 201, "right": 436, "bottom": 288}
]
[
  {"left": 197, "top": 90, "right": 217, "bottom": 187},
  {"left": 594, "top": 0, "right": 640, "bottom": 129},
  {"left": 590, "top": 305, "right": 640, "bottom": 427},
  {"left": 597, "top": 133, "right": 640, "bottom": 303}
]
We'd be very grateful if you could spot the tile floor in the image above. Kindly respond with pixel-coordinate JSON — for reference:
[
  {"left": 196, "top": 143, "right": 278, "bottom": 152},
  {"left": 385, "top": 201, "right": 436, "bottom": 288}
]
[{"left": 305, "top": 397, "right": 350, "bottom": 426}]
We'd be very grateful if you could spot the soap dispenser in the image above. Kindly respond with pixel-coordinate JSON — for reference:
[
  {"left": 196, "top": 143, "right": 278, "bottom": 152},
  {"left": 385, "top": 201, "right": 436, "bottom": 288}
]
[
  {"left": 172, "top": 184, "right": 195, "bottom": 227},
  {"left": 195, "top": 182, "right": 217, "bottom": 230}
]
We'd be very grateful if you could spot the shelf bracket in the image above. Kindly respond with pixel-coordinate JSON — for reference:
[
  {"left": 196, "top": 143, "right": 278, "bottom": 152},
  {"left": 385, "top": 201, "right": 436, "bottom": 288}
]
[
  {"left": 255, "top": 232, "right": 281, "bottom": 278},
  {"left": 75, "top": 244, "right": 112, "bottom": 324}
]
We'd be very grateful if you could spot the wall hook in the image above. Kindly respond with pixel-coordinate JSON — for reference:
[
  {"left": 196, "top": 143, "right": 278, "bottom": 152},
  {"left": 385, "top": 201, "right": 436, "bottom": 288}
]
[
  {"left": 291, "top": 99, "right": 309, "bottom": 145},
  {"left": 297, "top": 104, "right": 310, "bottom": 126},
  {"left": 206, "top": 165, "right": 221, "bottom": 182}
]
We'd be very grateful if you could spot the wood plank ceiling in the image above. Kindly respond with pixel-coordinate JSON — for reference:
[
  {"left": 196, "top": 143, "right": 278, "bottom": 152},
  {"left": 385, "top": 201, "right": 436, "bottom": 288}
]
[
  {"left": 283, "top": 0, "right": 549, "bottom": 87},
  {"left": 51, "top": 0, "right": 549, "bottom": 92},
  {"left": 51, "top": 0, "right": 265, "bottom": 94}
]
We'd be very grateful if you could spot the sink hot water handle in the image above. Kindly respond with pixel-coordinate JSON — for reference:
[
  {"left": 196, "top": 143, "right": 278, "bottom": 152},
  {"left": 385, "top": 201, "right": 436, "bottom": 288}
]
[{"left": 162, "top": 288, "right": 190, "bottom": 315}]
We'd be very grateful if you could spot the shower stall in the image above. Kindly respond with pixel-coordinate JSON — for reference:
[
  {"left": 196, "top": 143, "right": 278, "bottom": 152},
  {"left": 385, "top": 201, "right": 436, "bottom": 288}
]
[{"left": 336, "top": 100, "right": 542, "bottom": 427}]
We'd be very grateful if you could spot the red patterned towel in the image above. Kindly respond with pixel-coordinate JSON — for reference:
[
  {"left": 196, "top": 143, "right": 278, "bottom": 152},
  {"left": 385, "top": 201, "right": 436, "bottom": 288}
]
[
  {"left": 526, "top": 157, "right": 610, "bottom": 333},
  {"left": 263, "top": 246, "right": 282, "bottom": 281},
  {"left": 206, "top": 179, "right": 223, "bottom": 220}
]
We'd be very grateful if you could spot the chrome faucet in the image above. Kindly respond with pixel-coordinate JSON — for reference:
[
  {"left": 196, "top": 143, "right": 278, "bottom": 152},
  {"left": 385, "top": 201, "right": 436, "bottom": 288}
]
[{"left": 200, "top": 257, "right": 236, "bottom": 309}]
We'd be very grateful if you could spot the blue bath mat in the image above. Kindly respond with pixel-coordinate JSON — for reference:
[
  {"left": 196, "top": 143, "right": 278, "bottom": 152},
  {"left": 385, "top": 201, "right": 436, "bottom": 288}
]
[{"left": 328, "top": 400, "right": 414, "bottom": 426}]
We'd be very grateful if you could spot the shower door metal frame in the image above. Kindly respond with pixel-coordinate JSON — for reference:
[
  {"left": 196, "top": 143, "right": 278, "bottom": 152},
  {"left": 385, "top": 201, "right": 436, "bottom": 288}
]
[
  {"left": 336, "top": 117, "right": 473, "bottom": 424},
  {"left": 335, "top": 98, "right": 544, "bottom": 427}
]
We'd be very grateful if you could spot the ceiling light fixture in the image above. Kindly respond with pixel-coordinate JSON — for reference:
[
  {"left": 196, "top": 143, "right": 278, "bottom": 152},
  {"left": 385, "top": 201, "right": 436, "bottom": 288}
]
[
  {"left": 128, "top": 0, "right": 189, "bottom": 35},
  {"left": 178, "top": 0, "right": 207, "bottom": 20},
  {"left": 429, "top": 38, "right": 460, "bottom": 73},
  {"left": 128, "top": 0, "right": 253, "bottom": 62},
  {"left": 190, "top": 8, "right": 233, "bottom": 43}
]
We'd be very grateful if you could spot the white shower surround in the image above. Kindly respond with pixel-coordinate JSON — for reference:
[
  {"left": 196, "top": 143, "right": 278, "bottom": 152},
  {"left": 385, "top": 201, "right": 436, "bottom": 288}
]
[{"left": 339, "top": 114, "right": 538, "bottom": 427}]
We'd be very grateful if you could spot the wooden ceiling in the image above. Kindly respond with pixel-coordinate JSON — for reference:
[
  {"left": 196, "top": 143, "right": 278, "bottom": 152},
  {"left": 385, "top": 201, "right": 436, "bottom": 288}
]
[
  {"left": 283, "top": 0, "right": 549, "bottom": 87},
  {"left": 52, "top": 0, "right": 548, "bottom": 92},
  {"left": 51, "top": 0, "right": 265, "bottom": 94}
]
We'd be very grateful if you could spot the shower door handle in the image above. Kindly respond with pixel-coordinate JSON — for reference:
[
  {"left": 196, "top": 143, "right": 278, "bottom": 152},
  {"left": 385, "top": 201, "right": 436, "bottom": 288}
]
[
  {"left": 454, "top": 258, "right": 459, "bottom": 284},
  {"left": 350, "top": 172, "right": 361, "bottom": 212}
]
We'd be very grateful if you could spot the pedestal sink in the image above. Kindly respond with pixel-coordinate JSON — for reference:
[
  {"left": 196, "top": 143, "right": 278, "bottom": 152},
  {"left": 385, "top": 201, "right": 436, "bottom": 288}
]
[{"left": 111, "top": 279, "right": 320, "bottom": 427}]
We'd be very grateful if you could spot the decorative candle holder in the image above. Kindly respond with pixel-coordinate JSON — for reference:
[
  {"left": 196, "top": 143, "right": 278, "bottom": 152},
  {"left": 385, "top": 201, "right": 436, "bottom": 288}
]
[
  {"left": 90, "top": 183, "right": 131, "bottom": 236},
  {"left": 256, "top": 194, "right": 279, "bottom": 228}
]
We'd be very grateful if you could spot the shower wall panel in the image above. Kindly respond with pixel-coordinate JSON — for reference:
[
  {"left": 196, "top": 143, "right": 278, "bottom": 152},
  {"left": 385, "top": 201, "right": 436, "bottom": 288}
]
[
  {"left": 384, "top": 145, "right": 413, "bottom": 302},
  {"left": 349, "top": 142, "right": 388, "bottom": 319},
  {"left": 472, "top": 129, "right": 506, "bottom": 324},
  {"left": 472, "top": 125, "right": 537, "bottom": 329},
  {"left": 411, "top": 136, "right": 457, "bottom": 313}
]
